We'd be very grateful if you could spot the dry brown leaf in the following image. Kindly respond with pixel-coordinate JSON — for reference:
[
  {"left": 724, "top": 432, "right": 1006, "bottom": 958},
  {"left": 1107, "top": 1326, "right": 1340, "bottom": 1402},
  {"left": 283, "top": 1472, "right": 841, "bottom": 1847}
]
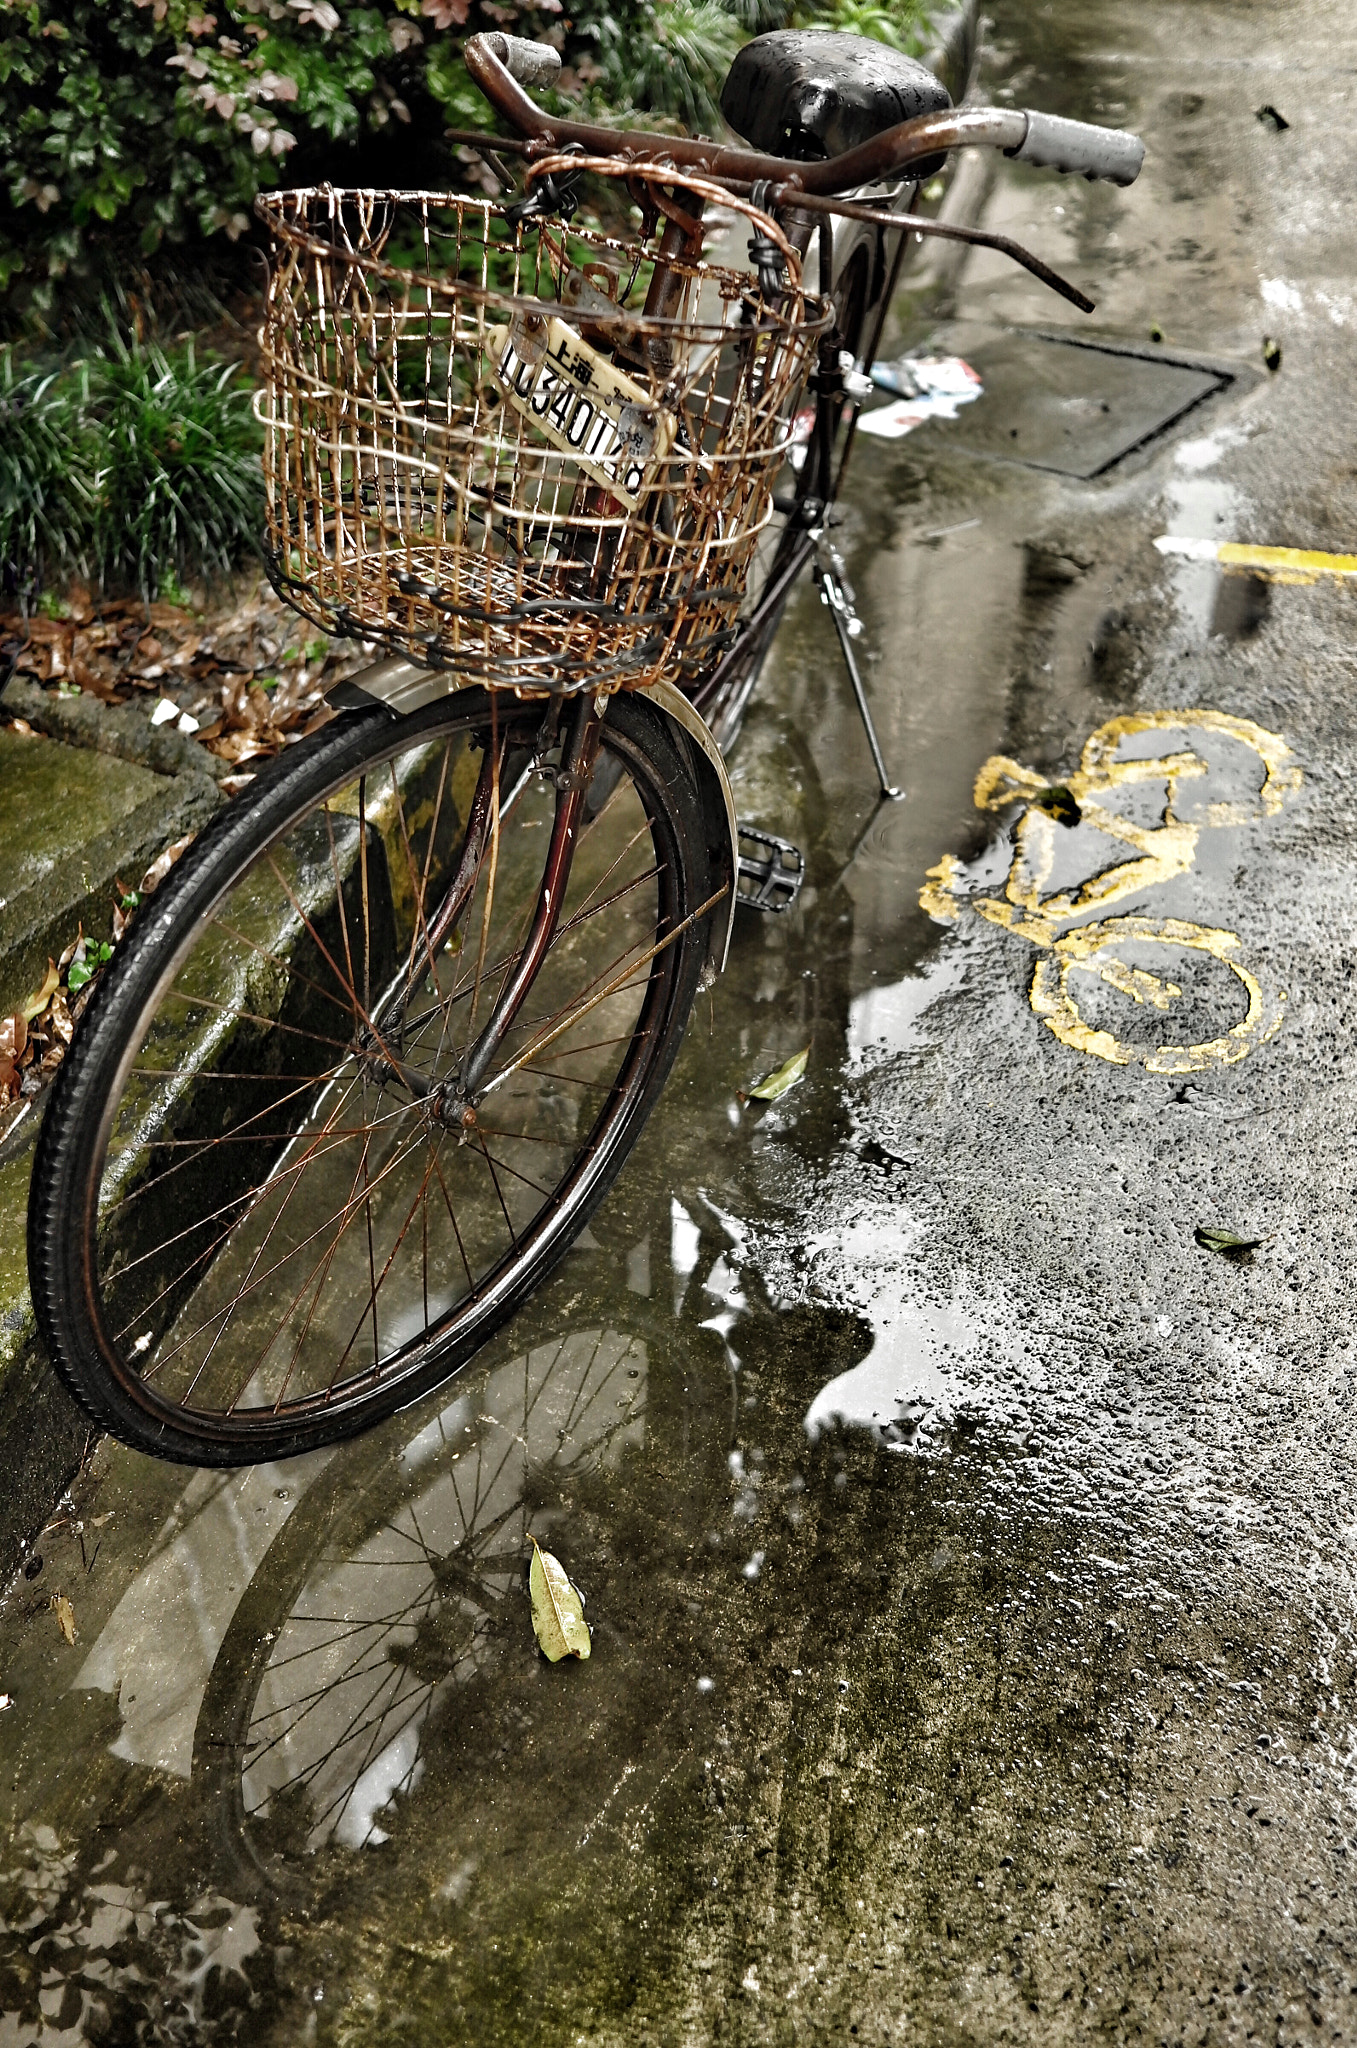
[
  {"left": 209, "top": 729, "right": 272, "bottom": 764},
  {"left": 0, "top": 1014, "right": 26, "bottom": 1063},
  {"left": 19, "top": 962, "right": 59, "bottom": 1023},
  {"left": 52, "top": 1595, "right": 76, "bottom": 1646},
  {"left": 141, "top": 834, "right": 196, "bottom": 895},
  {"left": 72, "top": 657, "right": 122, "bottom": 702}
]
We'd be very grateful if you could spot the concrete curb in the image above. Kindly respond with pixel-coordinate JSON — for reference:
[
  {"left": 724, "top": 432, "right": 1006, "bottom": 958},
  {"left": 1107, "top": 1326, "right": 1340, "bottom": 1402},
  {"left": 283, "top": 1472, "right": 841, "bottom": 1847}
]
[{"left": 0, "top": 687, "right": 229, "bottom": 1587}]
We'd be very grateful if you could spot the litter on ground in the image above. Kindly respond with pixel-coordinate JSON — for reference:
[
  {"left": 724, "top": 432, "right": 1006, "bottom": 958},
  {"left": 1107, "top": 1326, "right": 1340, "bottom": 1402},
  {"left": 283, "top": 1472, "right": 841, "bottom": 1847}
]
[{"left": 857, "top": 356, "right": 983, "bottom": 440}]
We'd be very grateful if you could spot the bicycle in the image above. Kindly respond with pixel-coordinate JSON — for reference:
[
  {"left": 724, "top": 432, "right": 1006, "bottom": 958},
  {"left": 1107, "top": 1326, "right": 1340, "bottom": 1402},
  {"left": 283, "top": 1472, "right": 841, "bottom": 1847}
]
[{"left": 27, "top": 27, "right": 1145, "bottom": 1464}]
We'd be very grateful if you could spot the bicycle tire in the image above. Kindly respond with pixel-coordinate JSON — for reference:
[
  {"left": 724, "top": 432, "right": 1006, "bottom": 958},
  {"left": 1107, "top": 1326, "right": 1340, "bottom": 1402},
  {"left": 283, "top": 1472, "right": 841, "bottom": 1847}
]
[{"left": 28, "top": 686, "right": 712, "bottom": 1466}]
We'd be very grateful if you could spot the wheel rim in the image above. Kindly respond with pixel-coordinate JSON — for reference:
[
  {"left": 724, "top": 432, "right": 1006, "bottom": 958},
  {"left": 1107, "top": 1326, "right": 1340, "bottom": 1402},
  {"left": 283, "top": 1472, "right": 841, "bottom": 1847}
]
[{"left": 86, "top": 700, "right": 687, "bottom": 1438}]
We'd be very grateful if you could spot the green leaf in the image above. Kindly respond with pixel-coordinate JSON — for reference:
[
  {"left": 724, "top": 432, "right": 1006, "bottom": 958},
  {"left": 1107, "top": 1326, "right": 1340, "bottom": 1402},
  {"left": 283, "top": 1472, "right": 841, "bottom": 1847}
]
[
  {"left": 749, "top": 1045, "right": 809, "bottom": 1101},
  {"left": 1031, "top": 784, "right": 1082, "bottom": 828},
  {"left": 529, "top": 1537, "right": 591, "bottom": 1663},
  {"left": 1195, "top": 1225, "right": 1264, "bottom": 1258}
]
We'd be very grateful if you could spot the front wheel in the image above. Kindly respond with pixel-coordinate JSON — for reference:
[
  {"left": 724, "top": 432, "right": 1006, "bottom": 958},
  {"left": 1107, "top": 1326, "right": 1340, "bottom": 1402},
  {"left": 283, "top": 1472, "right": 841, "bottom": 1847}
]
[{"left": 28, "top": 686, "right": 714, "bottom": 1465}]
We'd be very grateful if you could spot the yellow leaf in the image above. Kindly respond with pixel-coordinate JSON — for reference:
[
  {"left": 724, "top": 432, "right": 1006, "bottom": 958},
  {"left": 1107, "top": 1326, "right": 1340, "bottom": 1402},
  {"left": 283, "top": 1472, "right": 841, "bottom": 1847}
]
[
  {"left": 528, "top": 1537, "right": 591, "bottom": 1663},
  {"left": 749, "top": 1045, "right": 809, "bottom": 1101},
  {"left": 52, "top": 1595, "right": 76, "bottom": 1646}
]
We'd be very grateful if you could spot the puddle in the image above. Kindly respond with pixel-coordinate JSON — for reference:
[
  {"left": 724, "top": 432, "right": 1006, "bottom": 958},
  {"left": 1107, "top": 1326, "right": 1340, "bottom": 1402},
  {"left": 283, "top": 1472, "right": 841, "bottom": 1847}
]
[
  {"left": 2, "top": 0, "right": 1351, "bottom": 2036},
  {"left": 905, "top": 328, "right": 1230, "bottom": 476},
  {"left": 846, "top": 949, "right": 967, "bottom": 1068}
]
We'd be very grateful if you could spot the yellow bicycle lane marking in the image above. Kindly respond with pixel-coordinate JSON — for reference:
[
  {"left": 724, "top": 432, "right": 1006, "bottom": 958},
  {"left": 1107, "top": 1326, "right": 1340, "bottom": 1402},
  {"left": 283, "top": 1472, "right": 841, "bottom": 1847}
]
[
  {"left": 1155, "top": 537, "right": 1357, "bottom": 585},
  {"left": 920, "top": 710, "right": 1302, "bottom": 1075}
]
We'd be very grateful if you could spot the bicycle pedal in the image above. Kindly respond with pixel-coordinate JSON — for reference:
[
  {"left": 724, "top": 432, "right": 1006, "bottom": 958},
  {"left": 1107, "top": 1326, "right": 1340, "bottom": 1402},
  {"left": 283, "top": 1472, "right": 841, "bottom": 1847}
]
[{"left": 736, "top": 823, "right": 805, "bottom": 914}]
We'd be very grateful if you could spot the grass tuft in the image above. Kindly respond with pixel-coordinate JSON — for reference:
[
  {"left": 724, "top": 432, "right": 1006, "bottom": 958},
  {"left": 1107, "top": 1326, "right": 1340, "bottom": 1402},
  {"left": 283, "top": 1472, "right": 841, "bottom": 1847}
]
[{"left": 0, "top": 320, "right": 261, "bottom": 602}]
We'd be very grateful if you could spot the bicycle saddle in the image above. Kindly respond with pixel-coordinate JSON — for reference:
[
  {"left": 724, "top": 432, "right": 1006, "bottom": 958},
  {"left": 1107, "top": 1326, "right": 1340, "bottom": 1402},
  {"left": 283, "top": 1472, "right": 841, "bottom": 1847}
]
[{"left": 720, "top": 30, "right": 951, "bottom": 168}]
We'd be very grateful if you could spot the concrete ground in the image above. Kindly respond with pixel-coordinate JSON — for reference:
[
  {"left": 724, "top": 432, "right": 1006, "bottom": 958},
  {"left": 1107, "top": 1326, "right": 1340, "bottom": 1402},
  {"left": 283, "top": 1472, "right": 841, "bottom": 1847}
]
[{"left": 3, "top": 0, "right": 1357, "bottom": 2040}]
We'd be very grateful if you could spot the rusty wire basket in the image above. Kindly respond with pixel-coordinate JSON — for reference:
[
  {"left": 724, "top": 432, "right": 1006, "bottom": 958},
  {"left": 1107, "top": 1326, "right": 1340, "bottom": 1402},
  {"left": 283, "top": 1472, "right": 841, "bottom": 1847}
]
[{"left": 255, "top": 164, "right": 829, "bottom": 695}]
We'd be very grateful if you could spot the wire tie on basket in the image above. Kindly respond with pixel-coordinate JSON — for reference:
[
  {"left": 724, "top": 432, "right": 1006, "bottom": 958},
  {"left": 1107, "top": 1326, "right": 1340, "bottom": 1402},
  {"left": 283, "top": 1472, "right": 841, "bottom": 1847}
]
[
  {"left": 506, "top": 148, "right": 583, "bottom": 229},
  {"left": 747, "top": 179, "right": 787, "bottom": 299}
]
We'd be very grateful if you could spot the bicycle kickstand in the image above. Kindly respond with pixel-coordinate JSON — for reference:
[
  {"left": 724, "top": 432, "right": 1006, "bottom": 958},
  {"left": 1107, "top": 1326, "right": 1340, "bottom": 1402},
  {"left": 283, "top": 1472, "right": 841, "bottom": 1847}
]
[{"left": 812, "top": 540, "right": 904, "bottom": 804}]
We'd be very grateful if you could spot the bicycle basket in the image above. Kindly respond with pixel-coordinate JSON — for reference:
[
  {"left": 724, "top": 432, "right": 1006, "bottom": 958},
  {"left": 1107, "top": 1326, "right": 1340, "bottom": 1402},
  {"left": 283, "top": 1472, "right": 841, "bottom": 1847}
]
[{"left": 256, "top": 166, "right": 829, "bottom": 695}]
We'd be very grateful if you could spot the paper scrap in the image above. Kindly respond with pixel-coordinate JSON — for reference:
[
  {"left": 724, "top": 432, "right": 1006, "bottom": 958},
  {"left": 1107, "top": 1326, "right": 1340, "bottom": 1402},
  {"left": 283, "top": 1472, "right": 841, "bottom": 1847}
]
[{"left": 857, "top": 356, "right": 983, "bottom": 440}]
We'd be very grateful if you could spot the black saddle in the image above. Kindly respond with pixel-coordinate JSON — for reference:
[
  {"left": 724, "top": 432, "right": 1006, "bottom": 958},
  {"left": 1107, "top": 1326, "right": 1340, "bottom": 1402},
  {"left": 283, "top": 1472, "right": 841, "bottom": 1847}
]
[{"left": 720, "top": 29, "right": 951, "bottom": 167}]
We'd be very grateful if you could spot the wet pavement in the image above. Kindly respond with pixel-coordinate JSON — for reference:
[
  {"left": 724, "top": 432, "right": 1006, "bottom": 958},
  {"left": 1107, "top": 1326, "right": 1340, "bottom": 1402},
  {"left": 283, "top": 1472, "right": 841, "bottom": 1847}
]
[{"left": 6, "top": 0, "right": 1357, "bottom": 2039}]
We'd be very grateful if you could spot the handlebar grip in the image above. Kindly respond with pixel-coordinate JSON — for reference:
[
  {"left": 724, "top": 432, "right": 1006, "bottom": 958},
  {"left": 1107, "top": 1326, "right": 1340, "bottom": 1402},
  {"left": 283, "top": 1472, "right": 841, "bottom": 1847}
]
[
  {"left": 484, "top": 33, "right": 561, "bottom": 90},
  {"left": 1008, "top": 110, "right": 1145, "bottom": 187}
]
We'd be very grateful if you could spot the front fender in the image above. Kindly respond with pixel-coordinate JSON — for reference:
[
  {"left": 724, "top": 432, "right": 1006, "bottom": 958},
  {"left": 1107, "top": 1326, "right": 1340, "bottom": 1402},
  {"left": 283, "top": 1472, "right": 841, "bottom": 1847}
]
[{"left": 639, "top": 678, "right": 738, "bottom": 976}]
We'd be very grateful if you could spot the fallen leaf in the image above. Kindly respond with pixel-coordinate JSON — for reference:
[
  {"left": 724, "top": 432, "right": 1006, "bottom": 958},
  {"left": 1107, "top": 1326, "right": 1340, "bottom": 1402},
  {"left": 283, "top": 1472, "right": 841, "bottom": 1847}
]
[
  {"left": 749, "top": 1046, "right": 810, "bottom": 1101},
  {"left": 52, "top": 1595, "right": 76, "bottom": 1646},
  {"left": 1032, "top": 783, "right": 1082, "bottom": 828},
  {"left": 1255, "top": 103, "right": 1290, "bottom": 131},
  {"left": 529, "top": 1536, "right": 591, "bottom": 1662},
  {"left": 1195, "top": 1225, "right": 1265, "bottom": 1259},
  {"left": 141, "top": 834, "right": 196, "bottom": 895},
  {"left": 19, "top": 962, "right": 59, "bottom": 1023},
  {"left": 0, "top": 1015, "right": 26, "bottom": 1063},
  {"left": 209, "top": 729, "right": 274, "bottom": 764}
]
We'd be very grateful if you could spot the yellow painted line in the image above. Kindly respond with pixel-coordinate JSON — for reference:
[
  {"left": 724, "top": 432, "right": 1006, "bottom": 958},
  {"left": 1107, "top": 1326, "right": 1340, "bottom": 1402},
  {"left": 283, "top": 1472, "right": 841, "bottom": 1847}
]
[{"left": 1155, "top": 536, "right": 1357, "bottom": 583}]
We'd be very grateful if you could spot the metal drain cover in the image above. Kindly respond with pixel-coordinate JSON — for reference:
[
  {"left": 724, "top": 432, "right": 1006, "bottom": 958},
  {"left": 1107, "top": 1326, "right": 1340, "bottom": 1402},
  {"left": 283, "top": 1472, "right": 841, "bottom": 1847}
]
[{"left": 909, "top": 329, "right": 1232, "bottom": 478}]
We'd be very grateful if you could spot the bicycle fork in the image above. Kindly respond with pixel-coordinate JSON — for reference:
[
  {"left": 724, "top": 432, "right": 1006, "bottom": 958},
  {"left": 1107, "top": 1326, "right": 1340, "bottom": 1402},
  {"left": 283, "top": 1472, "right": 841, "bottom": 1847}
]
[{"left": 454, "top": 692, "right": 603, "bottom": 1104}]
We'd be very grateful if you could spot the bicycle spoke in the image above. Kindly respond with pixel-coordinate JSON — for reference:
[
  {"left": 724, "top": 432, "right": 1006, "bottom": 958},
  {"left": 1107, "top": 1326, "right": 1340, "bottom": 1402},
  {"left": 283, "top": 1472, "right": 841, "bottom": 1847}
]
[{"left": 78, "top": 690, "right": 698, "bottom": 1437}]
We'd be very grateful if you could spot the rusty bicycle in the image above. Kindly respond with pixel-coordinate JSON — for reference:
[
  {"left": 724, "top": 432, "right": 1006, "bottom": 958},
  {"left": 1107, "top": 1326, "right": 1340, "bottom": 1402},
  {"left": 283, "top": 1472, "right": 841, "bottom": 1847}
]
[{"left": 28, "top": 28, "right": 1144, "bottom": 1462}]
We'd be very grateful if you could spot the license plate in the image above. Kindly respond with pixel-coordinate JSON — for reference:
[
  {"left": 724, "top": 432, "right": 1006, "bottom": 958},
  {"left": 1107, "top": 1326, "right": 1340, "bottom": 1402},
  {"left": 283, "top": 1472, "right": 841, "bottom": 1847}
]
[{"left": 488, "top": 315, "right": 674, "bottom": 510}]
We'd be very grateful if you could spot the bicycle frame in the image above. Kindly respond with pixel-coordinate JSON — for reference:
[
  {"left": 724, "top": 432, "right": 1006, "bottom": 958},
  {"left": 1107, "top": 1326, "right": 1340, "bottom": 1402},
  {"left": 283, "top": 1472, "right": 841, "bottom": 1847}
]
[{"left": 326, "top": 32, "right": 1146, "bottom": 1086}]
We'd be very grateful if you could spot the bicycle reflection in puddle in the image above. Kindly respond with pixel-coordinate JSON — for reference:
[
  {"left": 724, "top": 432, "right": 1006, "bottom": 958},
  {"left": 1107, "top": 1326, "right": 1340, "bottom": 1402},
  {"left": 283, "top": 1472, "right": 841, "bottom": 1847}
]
[
  {"left": 921, "top": 709, "right": 1302, "bottom": 1074},
  {"left": 76, "top": 1329, "right": 647, "bottom": 1876}
]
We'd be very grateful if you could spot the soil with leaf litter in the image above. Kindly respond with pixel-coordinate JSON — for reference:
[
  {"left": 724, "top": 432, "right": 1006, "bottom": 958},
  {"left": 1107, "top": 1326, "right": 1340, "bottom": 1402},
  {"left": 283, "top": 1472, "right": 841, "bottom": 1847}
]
[{"left": 0, "top": 571, "right": 379, "bottom": 1141}]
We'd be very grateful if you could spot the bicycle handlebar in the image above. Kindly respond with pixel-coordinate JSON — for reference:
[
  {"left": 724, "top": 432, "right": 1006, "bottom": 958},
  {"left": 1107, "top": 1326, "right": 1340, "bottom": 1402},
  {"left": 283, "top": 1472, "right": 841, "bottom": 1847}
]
[
  {"left": 485, "top": 31, "right": 562, "bottom": 92},
  {"left": 465, "top": 32, "right": 1145, "bottom": 194},
  {"left": 1007, "top": 109, "right": 1144, "bottom": 187}
]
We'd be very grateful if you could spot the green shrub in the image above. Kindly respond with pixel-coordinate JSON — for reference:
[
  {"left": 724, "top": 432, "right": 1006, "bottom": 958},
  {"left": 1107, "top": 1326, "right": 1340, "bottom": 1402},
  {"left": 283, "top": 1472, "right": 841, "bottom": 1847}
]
[
  {"left": 1, "top": 0, "right": 932, "bottom": 327},
  {"left": 0, "top": 357, "right": 91, "bottom": 588},
  {"left": 0, "top": 329, "right": 262, "bottom": 597}
]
